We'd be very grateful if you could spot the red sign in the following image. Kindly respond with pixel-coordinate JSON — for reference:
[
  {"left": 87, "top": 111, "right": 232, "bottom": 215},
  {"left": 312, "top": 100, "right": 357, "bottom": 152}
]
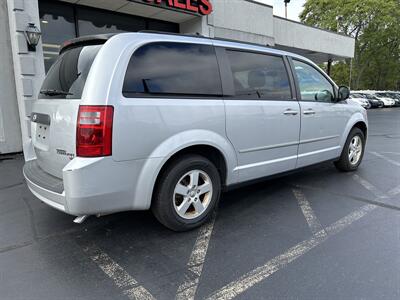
[{"left": 142, "top": 0, "right": 213, "bottom": 15}]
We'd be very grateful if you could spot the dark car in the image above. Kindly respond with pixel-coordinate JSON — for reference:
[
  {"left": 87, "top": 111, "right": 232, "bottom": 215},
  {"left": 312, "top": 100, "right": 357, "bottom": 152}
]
[{"left": 356, "top": 93, "right": 384, "bottom": 108}]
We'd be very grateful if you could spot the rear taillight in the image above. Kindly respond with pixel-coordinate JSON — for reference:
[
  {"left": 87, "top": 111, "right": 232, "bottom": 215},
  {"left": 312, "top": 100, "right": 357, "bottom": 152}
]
[{"left": 76, "top": 105, "right": 114, "bottom": 157}]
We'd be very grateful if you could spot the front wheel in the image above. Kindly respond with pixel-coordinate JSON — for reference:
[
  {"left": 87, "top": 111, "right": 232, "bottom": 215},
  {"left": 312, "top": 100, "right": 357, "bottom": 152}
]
[
  {"left": 152, "top": 154, "right": 221, "bottom": 231},
  {"left": 334, "top": 127, "right": 365, "bottom": 172}
]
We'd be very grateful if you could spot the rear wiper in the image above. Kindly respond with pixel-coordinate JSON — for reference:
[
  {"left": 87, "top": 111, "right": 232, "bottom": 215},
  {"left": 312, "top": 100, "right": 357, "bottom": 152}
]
[{"left": 40, "top": 89, "right": 73, "bottom": 96}]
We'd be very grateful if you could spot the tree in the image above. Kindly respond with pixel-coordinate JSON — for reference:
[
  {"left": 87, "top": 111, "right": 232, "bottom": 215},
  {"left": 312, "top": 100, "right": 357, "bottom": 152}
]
[{"left": 300, "top": 0, "right": 400, "bottom": 90}]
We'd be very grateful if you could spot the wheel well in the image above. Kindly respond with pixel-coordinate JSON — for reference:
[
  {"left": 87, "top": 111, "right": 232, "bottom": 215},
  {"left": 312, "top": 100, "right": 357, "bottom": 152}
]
[
  {"left": 353, "top": 121, "right": 368, "bottom": 138},
  {"left": 153, "top": 145, "right": 228, "bottom": 195}
]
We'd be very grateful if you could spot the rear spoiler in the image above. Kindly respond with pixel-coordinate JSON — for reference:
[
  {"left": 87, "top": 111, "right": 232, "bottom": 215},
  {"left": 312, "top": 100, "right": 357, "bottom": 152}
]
[{"left": 59, "top": 34, "right": 116, "bottom": 54}]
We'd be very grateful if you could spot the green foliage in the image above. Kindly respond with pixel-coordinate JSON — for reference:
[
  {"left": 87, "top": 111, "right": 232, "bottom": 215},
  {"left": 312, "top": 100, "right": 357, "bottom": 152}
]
[{"left": 300, "top": 0, "right": 400, "bottom": 90}]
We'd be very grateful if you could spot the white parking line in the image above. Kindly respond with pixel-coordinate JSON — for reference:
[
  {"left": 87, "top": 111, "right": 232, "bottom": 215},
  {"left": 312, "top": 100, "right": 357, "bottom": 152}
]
[
  {"left": 206, "top": 176, "right": 397, "bottom": 300},
  {"left": 352, "top": 174, "right": 387, "bottom": 199},
  {"left": 387, "top": 185, "right": 400, "bottom": 197},
  {"left": 82, "top": 243, "right": 155, "bottom": 300},
  {"left": 176, "top": 212, "right": 217, "bottom": 300},
  {"left": 206, "top": 203, "right": 376, "bottom": 300},
  {"left": 381, "top": 152, "right": 400, "bottom": 156},
  {"left": 370, "top": 151, "right": 400, "bottom": 167},
  {"left": 292, "top": 188, "right": 326, "bottom": 237}
]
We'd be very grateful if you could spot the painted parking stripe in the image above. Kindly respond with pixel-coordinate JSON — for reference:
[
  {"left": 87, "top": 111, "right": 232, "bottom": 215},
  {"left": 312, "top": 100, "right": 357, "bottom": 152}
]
[
  {"left": 370, "top": 151, "right": 400, "bottom": 167},
  {"left": 176, "top": 212, "right": 217, "bottom": 300},
  {"left": 352, "top": 174, "right": 387, "bottom": 199},
  {"left": 206, "top": 203, "right": 377, "bottom": 300},
  {"left": 82, "top": 243, "right": 155, "bottom": 300},
  {"left": 387, "top": 185, "right": 400, "bottom": 197},
  {"left": 381, "top": 152, "right": 400, "bottom": 156},
  {"left": 292, "top": 188, "right": 326, "bottom": 237},
  {"left": 206, "top": 176, "right": 396, "bottom": 300}
]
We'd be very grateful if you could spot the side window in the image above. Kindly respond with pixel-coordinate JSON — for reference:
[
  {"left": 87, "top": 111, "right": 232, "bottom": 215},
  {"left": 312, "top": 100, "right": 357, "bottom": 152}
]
[
  {"left": 292, "top": 60, "right": 334, "bottom": 102},
  {"left": 226, "top": 50, "right": 292, "bottom": 100},
  {"left": 123, "top": 42, "right": 222, "bottom": 97}
]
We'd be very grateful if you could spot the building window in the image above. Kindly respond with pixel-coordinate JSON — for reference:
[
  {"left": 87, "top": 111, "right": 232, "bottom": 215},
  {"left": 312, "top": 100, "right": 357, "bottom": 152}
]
[
  {"left": 39, "top": 1, "right": 76, "bottom": 72},
  {"left": 39, "top": 0, "right": 179, "bottom": 73},
  {"left": 76, "top": 7, "right": 146, "bottom": 35}
]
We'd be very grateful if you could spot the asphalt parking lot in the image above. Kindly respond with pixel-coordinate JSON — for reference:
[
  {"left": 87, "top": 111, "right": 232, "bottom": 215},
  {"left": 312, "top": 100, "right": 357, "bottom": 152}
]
[{"left": 1, "top": 108, "right": 399, "bottom": 300}]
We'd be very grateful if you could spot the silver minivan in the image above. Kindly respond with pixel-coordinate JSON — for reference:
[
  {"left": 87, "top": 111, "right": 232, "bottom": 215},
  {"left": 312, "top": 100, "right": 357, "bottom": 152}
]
[{"left": 24, "top": 32, "right": 368, "bottom": 231}]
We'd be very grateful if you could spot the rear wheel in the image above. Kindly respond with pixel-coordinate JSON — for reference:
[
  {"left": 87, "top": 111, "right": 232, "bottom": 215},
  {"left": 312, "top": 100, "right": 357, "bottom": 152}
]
[
  {"left": 334, "top": 127, "right": 365, "bottom": 172},
  {"left": 152, "top": 154, "right": 221, "bottom": 231}
]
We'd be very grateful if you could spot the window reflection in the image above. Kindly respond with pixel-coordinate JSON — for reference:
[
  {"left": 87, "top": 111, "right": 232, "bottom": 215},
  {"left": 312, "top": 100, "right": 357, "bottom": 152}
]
[
  {"left": 293, "top": 60, "right": 334, "bottom": 102},
  {"left": 39, "top": 1, "right": 76, "bottom": 72},
  {"left": 39, "top": 0, "right": 179, "bottom": 73}
]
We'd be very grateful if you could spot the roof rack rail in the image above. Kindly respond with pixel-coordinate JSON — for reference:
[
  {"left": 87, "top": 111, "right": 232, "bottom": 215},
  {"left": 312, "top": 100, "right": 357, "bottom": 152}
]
[
  {"left": 138, "top": 30, "right": 204, "bottom": 38},
  {"left": 137, "top": 30, "right": 274, "bottom": 49}
]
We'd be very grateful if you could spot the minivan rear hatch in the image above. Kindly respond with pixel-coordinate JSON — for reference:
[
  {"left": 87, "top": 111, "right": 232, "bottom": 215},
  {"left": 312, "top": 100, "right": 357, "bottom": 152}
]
[{"left": 31, "top": 37, "right": 107, "bottom": 179}]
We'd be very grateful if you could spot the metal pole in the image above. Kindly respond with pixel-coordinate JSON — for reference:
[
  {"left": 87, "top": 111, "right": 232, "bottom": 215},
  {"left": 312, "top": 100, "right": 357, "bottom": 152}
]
[
  {"left": 285, "top": 3, "right": 288, "bottom": 18},
  {"left": 327, "top": 59, "right": 333, "bottom": 76},
  {"left": 349, "top": 58, "right": 353, "bottom": 88}
]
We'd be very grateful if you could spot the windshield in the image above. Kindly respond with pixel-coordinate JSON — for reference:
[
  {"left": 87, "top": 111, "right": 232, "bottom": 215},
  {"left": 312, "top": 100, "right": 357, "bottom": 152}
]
[
  {"left": 39, "top": 45, "right": 102, "bottom": 99},
  {"left": 351, "top": 93, "right": 364, "bottom": 98}
]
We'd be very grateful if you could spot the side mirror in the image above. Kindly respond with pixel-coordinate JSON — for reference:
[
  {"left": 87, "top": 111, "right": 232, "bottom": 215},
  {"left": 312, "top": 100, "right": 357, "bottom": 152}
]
[
  {"left": 338, "top": 86, "right": 350, "bottom": 101},
  {"left": 315, "top": 90, "right": 334, "bottom": 102}
]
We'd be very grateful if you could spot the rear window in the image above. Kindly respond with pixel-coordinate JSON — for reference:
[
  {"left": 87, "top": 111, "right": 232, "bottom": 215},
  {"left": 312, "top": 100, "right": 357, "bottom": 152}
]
[
  {"left": 39, "top": 45, "right": 102, "bottom": 99},
  {"left": 122, "top": 42, "right": 222, "bottom": 97}
]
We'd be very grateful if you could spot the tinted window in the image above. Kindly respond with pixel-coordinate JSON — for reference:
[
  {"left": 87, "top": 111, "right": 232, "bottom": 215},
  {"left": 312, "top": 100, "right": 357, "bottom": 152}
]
[
  {"left": 39, "top": 1, "right": 76, "bottom": 72},
  {"left": 226, "top": 50, "right": 292, "bottom": 100},
  {"left": 123, "top": 43, "right": 222, "bottom": 97},
  {"left": 39, "top": 1, "right": 179, "bottom": 72},
  {"left": 39, "top": 45, "right": 101, "bottom": 99},
  {"left": 293, "top": 60, "right": 334, "bottom": 102}
]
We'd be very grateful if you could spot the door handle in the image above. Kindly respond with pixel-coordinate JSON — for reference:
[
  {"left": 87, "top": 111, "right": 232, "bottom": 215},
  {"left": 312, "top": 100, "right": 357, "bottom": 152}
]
[
  {"left": 303, "top": 109, "right": 316, "bottom": 115},
  {"left": 283, "top": 109, "right": 299, "bottom": 116}
]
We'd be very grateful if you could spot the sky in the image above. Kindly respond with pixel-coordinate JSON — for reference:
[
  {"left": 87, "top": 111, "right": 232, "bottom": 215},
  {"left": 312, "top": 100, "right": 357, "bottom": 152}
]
[{"left": 257, "top": 0, "right": 306, "bottom": 21}]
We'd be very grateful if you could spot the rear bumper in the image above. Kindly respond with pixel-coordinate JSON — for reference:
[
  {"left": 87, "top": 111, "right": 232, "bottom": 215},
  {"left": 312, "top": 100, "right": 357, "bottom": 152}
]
[
  {"left": 23, "top": 157, "right": 163, "bottom": 216},
  {"left": 23, "top": 160, "right": 68, "bottom": 213}
]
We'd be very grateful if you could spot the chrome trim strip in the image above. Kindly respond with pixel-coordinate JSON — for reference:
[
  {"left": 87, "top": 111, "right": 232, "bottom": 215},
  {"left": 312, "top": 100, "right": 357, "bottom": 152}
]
[
  {"left": 239, "top": 141, "right": 299, "bottom": 154},
  {"left": 299, "top": 135, "right": 340, "bottom": 145},
  {"left": 234, "top": 155, "right": 297, "bottom": 171},
  {"left": 239, "top": 135, "right": 339, "bottom": 154},
  {"left": 298, "top": 146, "right": 341, "bottom": 158},
  {"left": 235, "top": 146, "right": 341, "bottom": 171}
]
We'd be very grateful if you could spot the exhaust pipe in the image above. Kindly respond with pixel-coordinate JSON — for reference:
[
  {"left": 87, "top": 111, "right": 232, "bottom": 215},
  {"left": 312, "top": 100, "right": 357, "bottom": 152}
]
[{"left": 73, "top": 215, "right": 89, "bottom": 224}]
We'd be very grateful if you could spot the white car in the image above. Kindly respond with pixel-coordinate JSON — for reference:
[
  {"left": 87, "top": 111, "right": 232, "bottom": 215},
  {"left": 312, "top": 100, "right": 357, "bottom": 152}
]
[
  {"left": 372, "top": 93, "right": 395, "bottom": 107},
  {"left": 349, "top": 94, "right": 371, "bottom": 109}
]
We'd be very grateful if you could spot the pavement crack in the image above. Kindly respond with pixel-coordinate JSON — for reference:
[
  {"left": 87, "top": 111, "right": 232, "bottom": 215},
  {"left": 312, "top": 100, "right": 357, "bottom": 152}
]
[
  {"left": 21, "top": 196, "right": 39, "bottom": 241},
  {"left": 0, "top": 182, "right": 24, "bottom": 191},
  {"left": 0, "top": 241, "right": 33, "bottom": 254}
]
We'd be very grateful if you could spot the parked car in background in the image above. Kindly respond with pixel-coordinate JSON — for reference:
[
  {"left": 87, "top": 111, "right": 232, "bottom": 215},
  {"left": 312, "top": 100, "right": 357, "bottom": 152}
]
[
  {"left": 382, "top": 91, "right": 400, "bottom": 107},
  {"left": 23, "top": 33, "right": 368, "bottom": 231},
  {"left": 371, "top": 92, "right": 396, "bottom": 107},
  {"left": 352, "top": 92, "right": 384, "bottom": 108},
  {"left": 349, "top": 93, "right": 371, "bottom": 109},
  {"left": 363, "top": 93, "right": 385, "bottom": 108}
]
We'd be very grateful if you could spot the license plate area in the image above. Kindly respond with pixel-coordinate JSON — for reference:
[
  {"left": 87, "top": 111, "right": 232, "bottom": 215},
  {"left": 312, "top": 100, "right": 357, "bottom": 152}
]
[
  {"left": 33, "top": 123, "right": 50, "bottom": 150},
  {"left": 31, "top": 112, "right": 51, "bottom": 151}
]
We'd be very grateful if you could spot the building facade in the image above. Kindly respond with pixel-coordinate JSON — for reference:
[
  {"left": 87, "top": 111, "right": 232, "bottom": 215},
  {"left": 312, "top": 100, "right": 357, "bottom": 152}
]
[{"left": 1, "top": 0, "right": 355, "bottom": 157}]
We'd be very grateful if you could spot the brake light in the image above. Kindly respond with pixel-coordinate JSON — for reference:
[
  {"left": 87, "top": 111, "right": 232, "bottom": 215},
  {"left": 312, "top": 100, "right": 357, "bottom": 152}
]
[{"left": 76, "top": 105, "right": 114, "bottom": 157}]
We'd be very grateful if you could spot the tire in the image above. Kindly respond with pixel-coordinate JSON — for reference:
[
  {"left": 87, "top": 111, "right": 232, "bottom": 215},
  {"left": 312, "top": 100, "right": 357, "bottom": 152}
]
[
  {"left": 334, "top": 127, "right": 365, "bottom": 172},
  {"left": 152, "top": 154, "right": 221, "bottom": 232}
]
